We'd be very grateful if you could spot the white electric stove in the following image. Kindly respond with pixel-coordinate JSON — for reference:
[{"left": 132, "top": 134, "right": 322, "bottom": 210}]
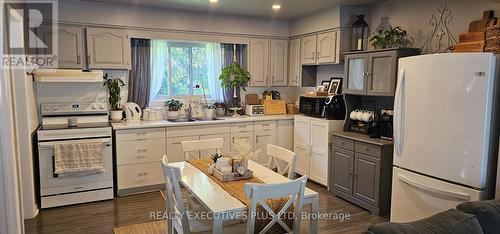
[{"left": 37, "top": 102, "right": 113, "bottom": 208}]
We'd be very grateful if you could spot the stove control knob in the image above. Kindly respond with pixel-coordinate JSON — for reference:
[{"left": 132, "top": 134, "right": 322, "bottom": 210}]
[
  {"left": 99, "top": 104, "right": 106, "bottom": 110},
  {"left": 52, "top": 105, "right": 60, "bottom": 111},
  {"left": 91, "top": 104, "right": 97, "bottom": 110},
  {"left": 43, "top": 105, "right": 52, "bottom": 112}
]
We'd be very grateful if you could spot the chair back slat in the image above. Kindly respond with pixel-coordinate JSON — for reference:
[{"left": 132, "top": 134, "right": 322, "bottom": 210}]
[
  {"left": 244, "top": 176, "right": 308, "bottom": 234},
  {"left": 161, "top": 155, "right": 192, "bottom": 234},
  {"left": 267, "top": 144, "right": 297, "bottom": 179},
  {"left": 181, "top": 138, "right": 224, "bottom": 161}
]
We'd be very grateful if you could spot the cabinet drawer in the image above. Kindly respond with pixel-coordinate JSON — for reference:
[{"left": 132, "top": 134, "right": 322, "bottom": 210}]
[
  {"left": 116, "top": 138, "right": 166, "bottom": 166},
  {"left": 254, "top": 121, "right": 277, "bottom": 132},
  {"left": 231, "top": 123, "right": 254, "bottom": 133},
  {"left": 168, "top": 124, "right": 230, "bottom": 137},
  {"left": 117, "top": 162, "right": 164, "bottom": 190},
  {"left": 355, "top": 142, "right": 382, "bottom": 158},
  {"left": 332, "top": 136, "right": 354, "bottom": 151},
  {"left": 115, "top": 128, "right": 165, "bottom": 142}
]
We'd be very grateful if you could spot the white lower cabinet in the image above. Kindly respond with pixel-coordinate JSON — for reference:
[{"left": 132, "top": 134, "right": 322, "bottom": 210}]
[
  {"left": 115, "top": 128, "right": 166, "bottom": 195},
  {"left": 293, "top": 115, "right": 343, "bottom": 186},
  {"left": 117, "top": 162, "right": 164, "bottom": 191},
  {"left": 114, "top": 119, "right": 294, "bottom": 195}
]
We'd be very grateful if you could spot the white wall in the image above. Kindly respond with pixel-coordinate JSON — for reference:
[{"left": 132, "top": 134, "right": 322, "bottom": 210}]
[
  {"left": 367, "top": 0, "right": 500, "bottom": 48},
  {"left": 58, "top": 0, "right": 290, "bottom": 37},
  {"left": 12, "top": 69, "right": 39, "bottom": 219},
  {"left": 289, "top": 7, "right": 341, "bottom": 36}
]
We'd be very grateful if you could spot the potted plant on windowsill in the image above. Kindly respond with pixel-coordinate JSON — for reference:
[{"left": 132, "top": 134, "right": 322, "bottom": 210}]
[
  {"left": 103, "top": 73, "right": 125, "bottom": 121},
  {"left": 165, "top": 99, "right": 183, "bottom": 120}
]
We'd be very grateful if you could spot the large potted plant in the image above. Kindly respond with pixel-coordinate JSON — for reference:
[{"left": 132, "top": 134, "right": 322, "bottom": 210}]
[
  {"left": 219, "top": 61, "right": 251, "bottom": 107},
  {"left": 370, "top": 26, "right": 412, "bottom": 49},
  {"left": 103, "top": 73, "right": 125, "bottom": 121},
  {"left": 164, "top": 99, "right": 183, "bottom": 120}
]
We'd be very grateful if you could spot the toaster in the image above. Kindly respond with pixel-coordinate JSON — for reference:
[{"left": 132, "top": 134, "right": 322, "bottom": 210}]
[{"left": 245, "top": 105, "right": 265, "bottom": 116}]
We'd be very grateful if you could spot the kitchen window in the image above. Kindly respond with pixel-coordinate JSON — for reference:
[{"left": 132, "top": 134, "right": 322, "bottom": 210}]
[{"left": 150, "top": 40, "right": 223, "bottom": 103}]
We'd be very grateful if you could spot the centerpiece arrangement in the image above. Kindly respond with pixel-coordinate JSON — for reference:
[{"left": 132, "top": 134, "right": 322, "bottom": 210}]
[{"left": 208, "top": 138, "right": 260, "bottom": 182}]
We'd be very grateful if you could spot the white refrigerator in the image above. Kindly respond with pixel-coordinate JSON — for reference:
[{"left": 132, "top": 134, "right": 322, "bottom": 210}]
[{"left": 391, "top": 53, "right": 500, "bottom": 222}]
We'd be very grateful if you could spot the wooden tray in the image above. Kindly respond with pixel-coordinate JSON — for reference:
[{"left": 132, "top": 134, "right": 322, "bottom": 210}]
[{"left": 213, "top": 168, "right": 253, "bottom": 182}]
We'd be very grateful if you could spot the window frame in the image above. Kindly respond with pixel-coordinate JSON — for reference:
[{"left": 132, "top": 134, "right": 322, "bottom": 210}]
[{"left": 155, "top": 41, "right": 208, "bottom": 100}]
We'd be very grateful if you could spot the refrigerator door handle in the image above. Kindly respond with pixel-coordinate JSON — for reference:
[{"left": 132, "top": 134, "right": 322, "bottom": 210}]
[
  {"left": 394, "top": 68, "right": 406, "bottom": 156},
  {"left": 398, "top": 174, "right": 471, "bottom": 201}
]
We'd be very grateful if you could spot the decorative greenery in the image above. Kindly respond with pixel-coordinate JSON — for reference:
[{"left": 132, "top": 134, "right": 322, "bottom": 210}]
[
  {"left": 370, "top": 26, "right": 412, "bottom": 49},
  {"left": 103, "top": 73, "right": 125, "bottom": 111},
  {"left": 164, "top": 99, "right": 183, "bottom": 111},
  {"left": 219, "top": 62, "right": 251, "bottom": 91},
  {"left": 211, "top": 153, "right": 223, "bottom": 163}
]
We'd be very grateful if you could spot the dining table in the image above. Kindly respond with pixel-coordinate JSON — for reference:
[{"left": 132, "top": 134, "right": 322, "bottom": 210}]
[{"left": 168, "top": 160, "right": 320, "bottom": 234}]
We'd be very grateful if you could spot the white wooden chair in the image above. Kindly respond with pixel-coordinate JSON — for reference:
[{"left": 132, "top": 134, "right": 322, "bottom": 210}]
[
  {"left": 161, "top": 155, "right": 245, "bottom": 234},
  {"left": 181, "top": 138, "right": 224, "bottom": 161},
  {"left": 161, "top": 155, "right": 213, "bottom": 234},
  {"left": 267, "top": 144, "right": 297, "bottom": 179},
  {"left": 244, "top": 176, "right": 308, "bottom": 234}
]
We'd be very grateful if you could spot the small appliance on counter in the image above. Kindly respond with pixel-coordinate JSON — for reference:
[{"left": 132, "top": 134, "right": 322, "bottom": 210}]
[
  {"left": 124, "top": 102, "right": 142, "bottom": 121},
  {"left": 324, "top": 95, "right": 346, "bottom": 120},
  {"left": 299, "top": 96, "right": 327, "bottom": 118},
  {"left": 379, "top": 109, "right": 394, "bottom": 140},
  {"left": 245, "top": 104, "right": 264, "bottom": 116}
]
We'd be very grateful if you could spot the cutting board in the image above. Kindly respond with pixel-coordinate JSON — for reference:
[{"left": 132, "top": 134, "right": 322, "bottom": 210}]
[{"left": 469, "top": 11, "right": 494, "bottom": 32}]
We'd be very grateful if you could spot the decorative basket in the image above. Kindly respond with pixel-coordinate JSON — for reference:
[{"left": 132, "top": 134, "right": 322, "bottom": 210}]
[{"left": 213, "top": 168, "right": 253, "bottom": 182}]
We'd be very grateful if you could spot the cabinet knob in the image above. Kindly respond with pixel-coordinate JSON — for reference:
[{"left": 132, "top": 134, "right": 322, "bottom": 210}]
[
  {"left": 340, "top": 142, "right": 344, "bottom": 145},
  {"left": 364, "top": 146, "right": 368, "bottom": 150}
]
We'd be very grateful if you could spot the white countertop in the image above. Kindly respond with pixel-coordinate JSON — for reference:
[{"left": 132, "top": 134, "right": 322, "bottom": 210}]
[{"left": 111, "top": 115, "right": 296, "bottom": 130}]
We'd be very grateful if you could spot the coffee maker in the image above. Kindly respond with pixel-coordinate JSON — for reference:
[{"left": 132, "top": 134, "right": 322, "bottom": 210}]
[
  {"left": 324, "top": 95, "right": 346, "bottom": 120},
  {"left": 379, "top": 109, "right": 394, "bottom": 140}
]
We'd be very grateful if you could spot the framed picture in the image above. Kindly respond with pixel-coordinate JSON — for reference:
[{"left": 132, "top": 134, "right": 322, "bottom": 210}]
[
  {"left": 321, "top": 80, "right": 330, "bottom": 91},
  {"left": 316, "top": 85, "right": 326, "bottom": 92},
  {"left": 328, "top": 77, "right": 343, "bottom": 95}
]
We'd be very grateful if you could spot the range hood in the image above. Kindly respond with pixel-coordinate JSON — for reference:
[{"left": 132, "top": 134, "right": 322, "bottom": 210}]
[{"left": 34, "top": 69, "right": 104, "bottom": 83}]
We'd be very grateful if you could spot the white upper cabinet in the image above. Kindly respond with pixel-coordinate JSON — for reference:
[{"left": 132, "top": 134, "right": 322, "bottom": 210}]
[
  {"left": 249, "top": 38, "right": 270, "bottom": 87},
  {"left": 57, "top": 26, "right": 84, "bottom": 69},
  {"left": 249, "top": 38, "right": 288, "bottom": 87},
  {"left": 288, "top": 38, "right": 301, "bottom": 87},
  {"left": 270, "top": 39, "right": 288, "bottom": 86},
  {"left": 317, "top": 31, "right": 337, "bottom": 64},
  {"left": 300, "top": 29, "right": 344, "bottom": 65},
  {"left": 301, "top": 35, "right": 317, "bottom": 65},
  {"left": 86, "top": 27, "right": 131, "bottom": 70},
  {"left": 36, "top": 25, "right": 84, "bottom": 69}
]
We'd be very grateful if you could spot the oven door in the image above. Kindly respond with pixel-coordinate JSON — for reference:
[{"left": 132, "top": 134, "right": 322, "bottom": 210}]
[{"left": 38, "top": 137, "right": 113, "bottom": 196}]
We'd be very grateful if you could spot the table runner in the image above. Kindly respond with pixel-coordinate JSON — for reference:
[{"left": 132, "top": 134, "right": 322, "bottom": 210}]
[{"left": 188, "top": 158, "right": 264, "bottom": 206}]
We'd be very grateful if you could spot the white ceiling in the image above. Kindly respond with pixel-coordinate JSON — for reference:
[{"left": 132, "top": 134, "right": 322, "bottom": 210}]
[{"left": 81, "top": 0, "right": 385, "bottom": 19}]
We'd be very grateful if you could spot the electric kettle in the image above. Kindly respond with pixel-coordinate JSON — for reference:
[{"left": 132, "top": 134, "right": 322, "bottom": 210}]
[{"left": 124, "top": 102, "right": 142, "bottom": 121}]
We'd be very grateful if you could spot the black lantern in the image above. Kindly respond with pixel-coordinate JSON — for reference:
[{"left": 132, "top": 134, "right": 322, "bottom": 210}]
[{"left": 351, "top": 15, "right": 369, "bottom": 51}]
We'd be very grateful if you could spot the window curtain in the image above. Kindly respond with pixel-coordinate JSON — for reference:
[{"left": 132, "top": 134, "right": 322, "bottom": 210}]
[
  {"left": 221, "top": 44, "right": 243, "bottom": 105},
  {"left": 150, "top": 40, "right": 168, "bottom": 104},
  {"left": 128, "top": 39, "right": 151, "bottom": 109},
  {"left": 206, "top": 43, "right": 223, "bottom": 102}
]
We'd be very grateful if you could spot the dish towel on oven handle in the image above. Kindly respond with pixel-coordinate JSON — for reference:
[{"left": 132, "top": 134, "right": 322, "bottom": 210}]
[{"left": 54, "top": 142, "right": 105, "bottom": 178}]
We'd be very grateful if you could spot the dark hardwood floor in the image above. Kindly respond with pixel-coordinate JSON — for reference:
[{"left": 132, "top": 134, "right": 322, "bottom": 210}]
[{"left": 25, "top": 183, "right": 387, "bottom": 234}]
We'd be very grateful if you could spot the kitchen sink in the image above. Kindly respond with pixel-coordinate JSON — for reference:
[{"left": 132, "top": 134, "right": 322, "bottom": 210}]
[{"left": 167, "top": 118, "right": 224, "bottom": 122}]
